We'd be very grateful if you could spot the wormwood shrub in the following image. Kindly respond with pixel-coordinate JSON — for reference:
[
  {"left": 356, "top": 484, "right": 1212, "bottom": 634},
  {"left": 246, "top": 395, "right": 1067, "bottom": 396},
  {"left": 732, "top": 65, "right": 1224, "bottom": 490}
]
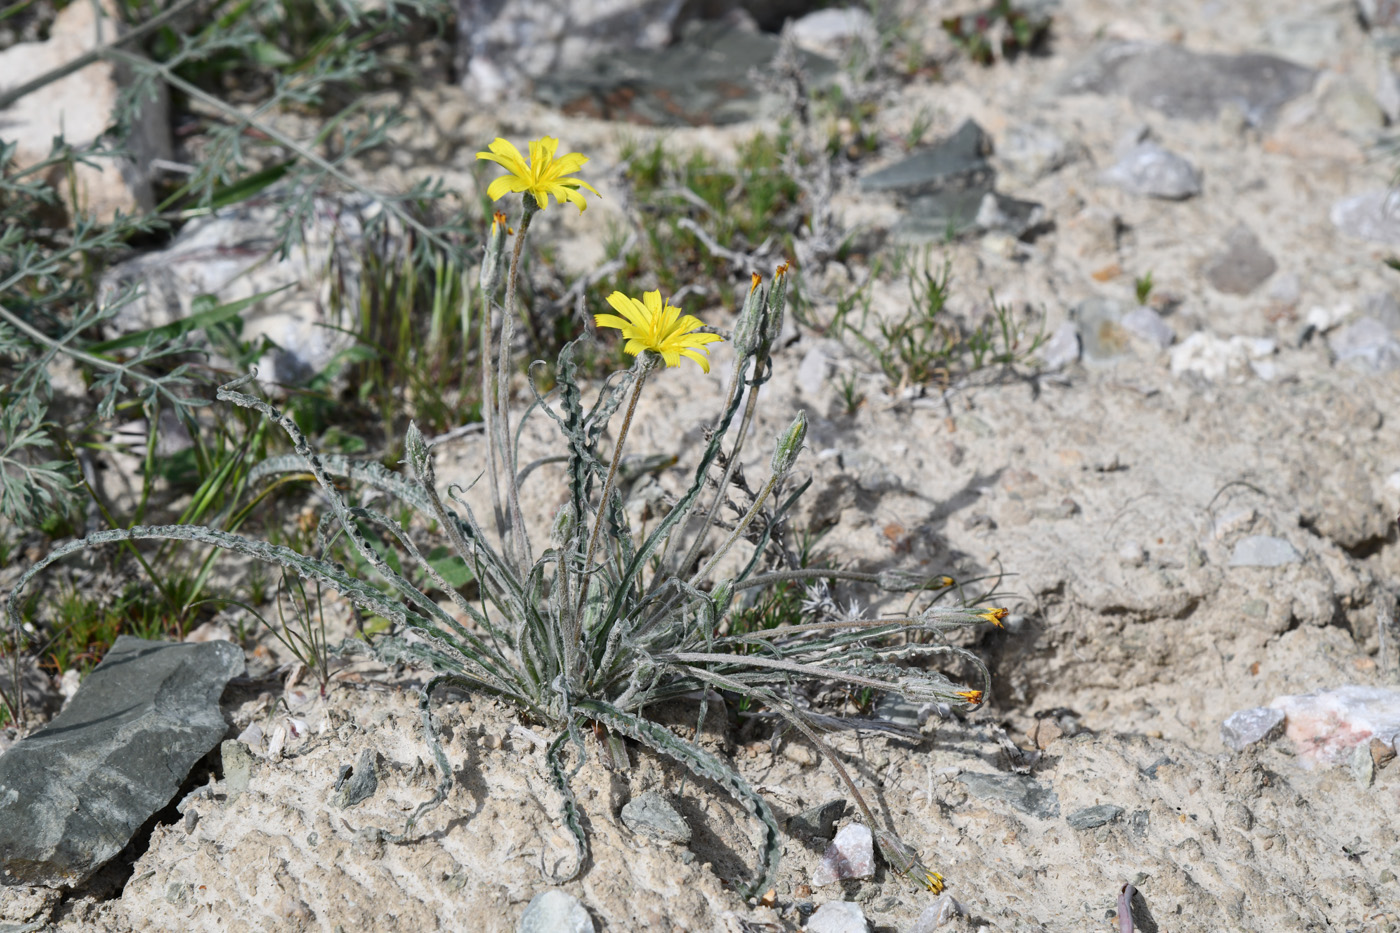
[{"left": 7, "top": 136, "right": 1008, "bottom": 896}]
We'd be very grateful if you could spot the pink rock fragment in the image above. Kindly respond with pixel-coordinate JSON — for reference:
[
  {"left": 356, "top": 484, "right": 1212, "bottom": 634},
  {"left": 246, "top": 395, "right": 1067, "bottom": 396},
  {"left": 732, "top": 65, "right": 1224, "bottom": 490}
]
[
  {"left": 811, "top": 823, "right": 874, "bottom": 886},
  {"left": 1270, "top": 685, "right": 1400, "bottom": 767}
]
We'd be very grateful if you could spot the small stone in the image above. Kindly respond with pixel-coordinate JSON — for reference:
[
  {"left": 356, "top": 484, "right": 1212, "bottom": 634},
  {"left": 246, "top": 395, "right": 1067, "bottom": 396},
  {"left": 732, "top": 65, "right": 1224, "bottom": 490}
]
[
  {"left": 1120, "top": 306, "right": 1174, "bottom": 349},
  {"left": 1229, "top": 535, "right": 1301, "bottom": 568},
  {"left": 957, "top": 772, "right": 1060, "bottom": 819},
  {"left": 1354, "top": 744, "right": 1377, "bottom": 787},
  {"left": 1101, "top": 140, "right": 1202, "bottom": 200},
  {"left": 972, "top": 191, "right": 1046, "bottom": 238},
  {"left": 1074, "top": 298, "right": 1133, "bottom": 362},
  {"left": 1331, "top": 191, "right": 1400, "bottom": 245},
  {"left": 519, "top": 889, "right": 594, "bottom": 933},
  {"left": 783, "top": 742, "right": 819, "bottom": 767},
  {"left": 1330, "top": 318, "right": 1400, "bottom": 373},
  {"left": 330, "top": 748, "right": 380, "bottom": 810},
  {"left": 805, "top": 900, "right": 869, "bottom": 933},
  {"left": 997, "top": 123, "right": 1077, "bottom": 182},
  {"left": 1067, "top": 804, "right": 1125, "bottom": 830},
  {"left": 788, "top": 7, "right": 876, "bottom": 57},
  {"left": 222, "top": 740, "right": 254, "bottom": 801},
  {"left": 860, "top": 120, "right": 993, "bottom": 199},
  {"left": 787, "top": 800, "right": 847, "bottom": 841},
  {"left": 1372, "top": 738, "right": 1396, "bottom": 769},
  {"left": 1030, "top": 719, "right": 1064, "bottom": 749},
  {"left": 1321, "top": 76, "right": 1387, "bottom": 133},
  {"left": 1118, "top": 542, "right": 1147, "bottom": 567},
  {"left": 1038, "top": 321, "right": 1081, "bottom": 370},
  {"left": 907, "top": 892, "right": 967, "bottom": 932},
  {"left": 1203, "top": 226, "right": 1277, "bottom": 295},
  {"left": 1170, "top": 332, "right": 1277, "bottom": 383},
  {"left": 1226, "top": 707, "right": 1286, "bottom": 753},
  {"left": 758, "top": 888, "right": 777, "bottom": 908},
  {"left": 811, "top": 824, "right": 875, "bottom": 886},
  {"left": 1271, "top": 686, "right": 1400, "bottom": 766},
  {"left": 620, "top": 791, "right": 691, "bottom": 845}
]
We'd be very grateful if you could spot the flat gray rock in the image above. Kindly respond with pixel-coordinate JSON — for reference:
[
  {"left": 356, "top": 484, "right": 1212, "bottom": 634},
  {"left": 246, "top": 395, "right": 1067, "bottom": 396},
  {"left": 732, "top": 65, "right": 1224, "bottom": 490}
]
[
  {"left": 1067, "top": 804, "right": 1124, "bottom": 830},
  {"left": 1221, "top": 706, "right": 1286, "bottom": 752},
  {"left": 958, "top": 771, "right": 1060, "bottom": 819},
  {"left": 1229, "top": 535, "right": 1301, "bottom": 567},
  {"left": 805, "top": 900, "right": 869, "bottom": 933},
  {"left": 1203, "top": 226, "right": 1278, "bottom": 295},
  {"left": 620, "top": 791, "right": 690, "bottom": 844},
  {"left": 1039, "top": 321, "right": 1081, "bottom": 370},
  {"left": 786, "top": 799, "right": 846, "bottom": 841},
  {"left": 0, "top": 635, "right": 243, "bottom": 887},
  {"left": 534, "top": 20, "right": 834, "bottom": 126},
  {"left": 519, "top": 889, "right": 594, "bottom": 933},
  {"left": 1059, "top": 42, "right": 1315, "bottom": 126},
  {"left": 860, "top": 120, "right": 993, "bottom": 198}
]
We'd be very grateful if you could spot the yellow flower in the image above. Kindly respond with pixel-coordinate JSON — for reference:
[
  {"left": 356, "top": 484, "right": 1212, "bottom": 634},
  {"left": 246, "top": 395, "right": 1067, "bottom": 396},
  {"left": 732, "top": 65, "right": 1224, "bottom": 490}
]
[
  {"left": 955, "top": 689, "right": 984, "bottom": 705},
  {"left": 978, "top": 607, "right": 1008, "bottom": 628},
  {"left": 595, "top": 290, "right": 723, "bottom": 373},
  {"left": 920, "top": 869, "right": 946, "bottom": 894},
  {"left": 476, "top": 137, "right": 600, "bottom": 212}
]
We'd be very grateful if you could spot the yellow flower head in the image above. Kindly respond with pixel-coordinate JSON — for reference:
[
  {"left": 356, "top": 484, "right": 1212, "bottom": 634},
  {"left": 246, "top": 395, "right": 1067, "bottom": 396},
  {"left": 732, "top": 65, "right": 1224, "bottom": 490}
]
[
  {"left": 595, "top": 290, "right": 723, "bottom": 372},
  {"left": 491, "top": 210, "right": 510, "bottom": 234},
  {"left": 955, "top": 689, "right": 984, "bottom": 705},
  {"left": 920, "top": 869, "right": 946, "bottom": 894},
  {"left": 978, "top": 607, "right": 1008, "bottom": 628},
  {"left": 476, "top": 137, "right": 600, "bottom": 213}
]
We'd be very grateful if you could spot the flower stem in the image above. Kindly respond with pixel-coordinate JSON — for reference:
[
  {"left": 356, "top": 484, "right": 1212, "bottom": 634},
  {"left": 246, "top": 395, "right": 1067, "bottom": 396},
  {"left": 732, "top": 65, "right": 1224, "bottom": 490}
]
[
  {"left": 576, "top": 361, "right": 651, "bottom": 622},
  {"left": 496, "top": 201, "right": 537, "bottom": 571}
]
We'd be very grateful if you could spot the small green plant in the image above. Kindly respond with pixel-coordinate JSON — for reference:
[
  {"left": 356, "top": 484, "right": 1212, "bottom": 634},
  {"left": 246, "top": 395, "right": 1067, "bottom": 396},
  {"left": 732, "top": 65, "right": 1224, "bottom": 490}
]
[
  {"left": 941, "top": 1, "right": 1051, "bottom": 66},
  {"left": 1135, "top": 271, "right": 1155, "bottom": 306},
  {"left": 7, "top": 137, "right": 1008, "bottom": 900},
  {"left": 810, "top": 248, "right": 1044, "bottom": 391}
]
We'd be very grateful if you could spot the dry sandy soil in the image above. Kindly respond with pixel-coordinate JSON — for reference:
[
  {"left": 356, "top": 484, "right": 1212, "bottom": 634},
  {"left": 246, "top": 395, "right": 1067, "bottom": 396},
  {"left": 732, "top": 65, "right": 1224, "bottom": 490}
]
[{"left": 9, "top": 0, "right": 1400, "bottom": 930}]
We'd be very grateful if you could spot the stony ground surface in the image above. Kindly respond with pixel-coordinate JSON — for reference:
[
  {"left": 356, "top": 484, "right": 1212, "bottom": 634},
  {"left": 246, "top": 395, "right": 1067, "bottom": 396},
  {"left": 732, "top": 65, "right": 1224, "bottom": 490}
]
[{"left": 9, "top": 0, "right": 1400, "bottom": 930}]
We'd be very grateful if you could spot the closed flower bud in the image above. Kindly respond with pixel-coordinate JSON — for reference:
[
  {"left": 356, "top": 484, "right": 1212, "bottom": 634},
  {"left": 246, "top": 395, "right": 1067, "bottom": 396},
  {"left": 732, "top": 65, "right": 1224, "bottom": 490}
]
[
  {"left": 732, "top": 273, "right": 767, "bottom": 359},
  {"left": 770, "top": 410, "right": 807, "bottom": 475},
  {"left": 763, "top": 261, "right": 791, "bottom": 350},
  {"left": 550, "top": 502, "right": 577, "bottom": 547},
  {"left": 479, "top": 211, "right": 509, "bottom": 295}
]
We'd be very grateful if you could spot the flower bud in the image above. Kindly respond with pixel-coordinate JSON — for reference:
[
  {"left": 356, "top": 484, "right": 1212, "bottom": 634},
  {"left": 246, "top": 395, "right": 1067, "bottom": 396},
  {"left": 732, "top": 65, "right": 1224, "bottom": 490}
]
[
  {"left": 479, "top": 211, "right": 509, "bottom": 295},
  {"left": 762, "top": 261, "right": 791, "bottom": 352},
  {"left": 770, "top": 410, "right": 807, "bottom": 475},
  {"left": 732, "top": 272, "right": 768, "bottom": 359}
]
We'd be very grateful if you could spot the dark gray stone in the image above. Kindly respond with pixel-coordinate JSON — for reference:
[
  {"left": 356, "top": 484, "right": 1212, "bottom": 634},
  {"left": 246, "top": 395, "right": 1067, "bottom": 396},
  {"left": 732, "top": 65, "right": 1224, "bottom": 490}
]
[
  {"left": 860, "top": 120, "right": 994, "bottom": 199},
  {"left": 534, "top": 20, "right": 835, "bottom": 127},
  {"left": 519, "top": 889, "right": 594, "bottom": 933},
  {"left": 1067, "top": 804, "right": 1124, "bottom": 830},
  {"left": 330, "top": 747, "right": 380, "bottom": 809},
  {"left": 0, "top": 635, "right": 243, "bottom": 887},
  {"left": 1220, "top": 706, "right": 1286, "bottom": 752},
  {"left": 620, "top": 791, "right": 690, "bottom": 844},
  {"left": 957, "top": 772, "right": 1060, "bottom": 819},
  {"left": 1059, "top": 42, "right": 1315, "bottom": 126},
  {"left": 1203, "top": 226, "right": 1278, "bottom": 295},
  {"left": 786, "top": 799, "right": 846, "bottom": 841},
  {"left": 1101, "top": 141, "right": 1201, "bottom": 200}
]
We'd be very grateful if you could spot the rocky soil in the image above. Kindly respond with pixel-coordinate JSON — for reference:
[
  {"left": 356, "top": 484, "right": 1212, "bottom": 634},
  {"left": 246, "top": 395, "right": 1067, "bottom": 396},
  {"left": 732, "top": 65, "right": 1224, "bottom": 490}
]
[{"left": 9, "top": 0, "right": 1400, "bottom": 930}]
